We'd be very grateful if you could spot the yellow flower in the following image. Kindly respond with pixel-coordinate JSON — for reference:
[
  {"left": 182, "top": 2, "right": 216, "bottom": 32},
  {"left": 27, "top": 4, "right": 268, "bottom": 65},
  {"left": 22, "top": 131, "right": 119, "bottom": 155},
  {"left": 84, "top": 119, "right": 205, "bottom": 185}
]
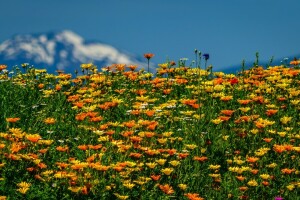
[
  {"left": 259, "top": 174, "right": 270, "bottom": 180},
  {"left": 161, "top": 168, "right": 174, "bottom": 175},
  {"left": 114, "top": 193, "right": 129, "bottom": 200},
  {"left": 211, "top": 118, "right": 223, "bottom": 125},
  {"left": 123, "top": 182, "right": 135, "bottom": 189},
  {"left": 145, "top": 162, "right": 157, "bottom": 169},
  {"left": 209, "top": 165, "right": 221, "bottom": 170},
  {"left": 247, "top": 179, "right": 258, "bottom": 187},
  {"left": 267, "top": 163, "right": 277, "bottom": 168},
  {"left": 250, "top": 129, "right": 259, "bottom": 134},
  {"left": 169, "top": 160, "right": 180, "bottom": 167},
  {"left": 239, "top": 107, "right": 251, "bottom": 112},
  {"left": 178, "top": 184, "right": 187, "bottom": 190},
  {"left": 68, "top": 186, "right": 82, "bottom": 193},
  {"left": 17, "top": 182, "right": 31, "bottom": 188},
  {"left": 17, "top": 187, "right": 29, "bottom": 194},
  {"left": 286, "top": 184, "right": 295, "bottom": 191},
  {"left": 209, "top": 174, "right": 221, "bottom": 178},
  {"left": 277, "top": 131, "right": 287, "bottom": 137},
  {"left": 280, "top": 116, "right": 292, "bottom": 124},
  {"left": 185, "top": 144, "right": 198, "bottom": 150},
  {"left": 156, "top": 159, "right": 167, "bottom": 165},
  {"left": 157, "top": 138, "right": 167, "bottom": 144},
  {"left": 222, "top": 135, "right": 229, "bottom": 140}
]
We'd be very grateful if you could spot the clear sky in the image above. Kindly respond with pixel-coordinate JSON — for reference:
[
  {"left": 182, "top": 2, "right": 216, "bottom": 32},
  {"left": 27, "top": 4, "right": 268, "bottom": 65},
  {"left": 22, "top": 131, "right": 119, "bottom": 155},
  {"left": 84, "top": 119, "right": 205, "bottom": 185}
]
[{"left": 1, "top": 0, "right": 300, "bottom": 70}]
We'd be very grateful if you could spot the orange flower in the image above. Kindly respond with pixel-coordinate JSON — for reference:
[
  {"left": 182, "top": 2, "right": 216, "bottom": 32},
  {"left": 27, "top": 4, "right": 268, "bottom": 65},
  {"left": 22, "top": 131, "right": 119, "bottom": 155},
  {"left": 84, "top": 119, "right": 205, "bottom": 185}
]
[
  {"left": 145, "top": 110, "right": 155, "bottom": 117},
  {"left": 251, "top": 169, "right": 259, "bottom": 175},
  {"left": 239, "top": 186, "right": 248, "bottom": 191},
  {"left": 263, "top": 138, "right": 273, "bottom": 143},
  {"left": 265, "top": 109, "right": 278, "bottom": 117},
  {"left": 218, "top": 116, "right": 231, "bottom": 121},
  {"left": 144, "top": 53, "right": 154, "bottom": 59},
  {"left": 236, "top": 176, "right": 246, "bottom": 181},
  {"left": 130, "top": 136, "right": 142, "bottom": 143},
  {"left": 26, "top": 134, "right": 41, "bottom": 143},
  {"left": 159, "top": 184, "right": 174, "bottom": 195},
  {"left": 38, "top": 83, "right": 44, "bottom": 89},
  {"left": 220, "top": 96, "right": 233, "bottom": 102},
  {"left": 184, "top": 193, "right": 204, "bottom": 200},
  {"left": 44, "top": 118, "right": 56, "bottom": 124},
  {"left": 281, "top": 168, "right": 295, "bottom": 174},
  {"left": 237, "top": 99, "right": 252, "bottom": 105},
  {"left": 37, "top": 162, "right": 47, "bottom": 169},
  {"left": 78, "top": 145, "right": 88, "bottom": 151},
  {"left": 55, "top": 162, "right": 69, "bottom": 170},
  {"left": 123, "top": 120, "right": 136, "bottom": 128},
  {"left": 131, "top": 110, "right": 141, "bottom": 115},
  {"left": 178, "top": 153, "right": 189, "bottom": 159},
  {"left": 220, "top": 110, "right": 235, "bottom": 116},
  {"left": 56, "top": 146, "right": 69, "bottom": 152},
  {"left": 89, "top": 116, "right": 103, "bottom": 122},
  {"left": 6, "top": 118, "right": 20, "bottom": 123},
  {"left": 246, "top": 157, "right": 259, "bottom": 163},
  {"left": 129, "top": 153, "right": 142, "bottom": 159},
  {"left": 150, "top": 174, "right": 161, "bottom": 181},
  {"left": 127, "top": 65, "right": 138, "bottom": 71},
  {"left": 0, "top": 64, "right": 7, "bottom": 71},
  {"left": 262, "top": 181, "right": 269, "bottom": 186},
  {"left": 147, "top": 121, "right": 158, "bottom": 131},
  {"left": 193, "top": 156, "right": 208, "bottom": 162},
  {"left": 273, "top": 144, "right": 286, "bottom": 153},
  {"left": 290, "top": 60, "right": 300, "bottom": 65}
]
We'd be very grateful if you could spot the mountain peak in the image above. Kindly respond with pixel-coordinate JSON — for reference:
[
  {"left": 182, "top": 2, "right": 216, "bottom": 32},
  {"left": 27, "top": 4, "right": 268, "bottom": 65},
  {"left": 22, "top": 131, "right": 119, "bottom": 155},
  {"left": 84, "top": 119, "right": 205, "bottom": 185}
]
[
  {"left": 55, "top": 30, "right": 84, "bottom": 45},
  {"left": 0, "top": 30, "right": 145, "bottom": 73}
]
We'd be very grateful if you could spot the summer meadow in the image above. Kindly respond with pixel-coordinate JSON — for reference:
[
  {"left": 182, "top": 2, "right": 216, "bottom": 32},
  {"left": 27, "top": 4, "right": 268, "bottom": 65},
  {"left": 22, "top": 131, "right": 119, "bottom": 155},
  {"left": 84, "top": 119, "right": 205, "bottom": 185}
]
[{"left": 0, "top": 53, "right": 299, "bottom": 199}]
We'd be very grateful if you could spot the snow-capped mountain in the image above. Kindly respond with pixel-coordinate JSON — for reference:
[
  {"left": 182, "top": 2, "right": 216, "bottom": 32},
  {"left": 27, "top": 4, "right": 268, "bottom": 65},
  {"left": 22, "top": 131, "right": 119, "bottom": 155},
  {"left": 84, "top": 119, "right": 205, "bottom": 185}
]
[{"left": 0, "top": 30, "right": 147, "bottom": 73}]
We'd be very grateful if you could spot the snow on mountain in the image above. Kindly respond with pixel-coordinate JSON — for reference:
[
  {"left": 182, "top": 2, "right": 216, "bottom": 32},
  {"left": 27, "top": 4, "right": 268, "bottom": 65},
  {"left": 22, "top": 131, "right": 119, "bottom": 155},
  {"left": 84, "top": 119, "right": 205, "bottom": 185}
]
[{"left": 0, "top": 30, "right": 147, "bottom": 73}]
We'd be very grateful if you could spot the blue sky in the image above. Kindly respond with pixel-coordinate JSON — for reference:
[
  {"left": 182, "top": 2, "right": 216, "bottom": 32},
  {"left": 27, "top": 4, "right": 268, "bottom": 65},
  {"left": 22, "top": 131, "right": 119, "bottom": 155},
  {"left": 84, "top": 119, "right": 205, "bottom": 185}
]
[{"left": 1, "top": 0, "right": 300, "bottom": 70}]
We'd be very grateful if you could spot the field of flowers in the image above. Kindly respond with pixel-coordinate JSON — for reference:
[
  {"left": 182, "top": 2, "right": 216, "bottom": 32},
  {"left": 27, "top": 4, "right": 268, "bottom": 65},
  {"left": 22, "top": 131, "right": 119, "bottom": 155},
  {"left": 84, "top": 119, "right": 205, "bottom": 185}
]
[{"left": 0, "top": 55, "right": 299, "bottom": 200}]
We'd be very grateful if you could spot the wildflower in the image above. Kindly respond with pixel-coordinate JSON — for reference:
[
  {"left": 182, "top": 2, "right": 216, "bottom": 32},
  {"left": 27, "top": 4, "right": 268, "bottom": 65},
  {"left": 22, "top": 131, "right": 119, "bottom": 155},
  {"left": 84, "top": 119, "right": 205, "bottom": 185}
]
[
  {"left": 286, "top": 184, "right": 295, "bottom": 191},
  {"left": 246, "top": 156, "right": 259, "bottom": 163},
  {"left": 247, "top": 179, "right": 258, "bottom": 186},
  {"left": 203, "top": 53, "right": 209, "bottom": 60},
  {"left": 193, "top": 156, "right": 208, "bottom": 162},
  {"left": 6, "top": 118, "right": 20, "bottom": 123},
  {"left": 161, "top": 168, "right": 174, "bottom": 175},
  {"left": 123, "top": 182, "right": 135, "bottom": 189},
  {"left": 26, "top": 134, "right": 41, "bottom": 143},
  {"left": 0, "top": 65, "right": 7, "bottom": 71},
  {"left": 220, "top": 110, "right": 235, "bottom": 116},
  {"left": 150, "top": 174, "right": 161, "bottom": 181},
  {"left": 44, "top": 117, "right": 56, "bottom": 124},
  {"left": 114, "top": 193, "right": 129, "bottom": 200},
  {"left": 265, "top": 109, "right": 278, "bottom": 116},
  {"left": 260, "top": 174, "right": 270, "bottom": 180},
  {"left": 209, "top": 165, "right": 221, "bottom": 170},
  {"left": 159, "top": 184, "right": 174, "bottom": 195},
  {"left": 169, "top": 160, "right": 180, "bottom": 167},
  {"left": 274, "top": 197, "right": 284, "bottom": 200},
  {"left": 17, "top": 182, "right": 31, "bottom": 188},
  {"left": 280, "top": 116, "right": 292, "bottom": 124},
  {"left": 184, "top": 193, "right": 204, "bottom": 200},
  {"left": 211, "top": 118, "right": 223, "bottom": 125},
  {"left": 17, "top": 187, "right": 30, "bottom": 194},
  {"left": 178, "top": 184, "right": 187, "bottom": 190}
]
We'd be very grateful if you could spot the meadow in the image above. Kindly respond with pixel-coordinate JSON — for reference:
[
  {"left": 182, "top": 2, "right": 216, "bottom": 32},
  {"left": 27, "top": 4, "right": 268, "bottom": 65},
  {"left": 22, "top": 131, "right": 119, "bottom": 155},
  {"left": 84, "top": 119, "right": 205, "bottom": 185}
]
[{"left": 0, "top": 54, "right": 299, "bottom": 200}]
